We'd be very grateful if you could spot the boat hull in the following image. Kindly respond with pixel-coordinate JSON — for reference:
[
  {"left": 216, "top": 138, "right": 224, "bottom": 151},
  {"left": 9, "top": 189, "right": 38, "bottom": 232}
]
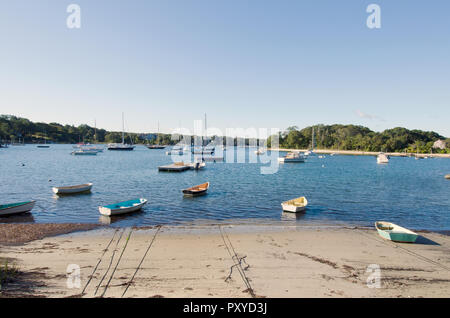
[
  {"left": 147, "top": 145, "right": 166, "bottom": 149},
  {"left": 71, "top": 151, "right": 98, "bottom": 155},
  {"left": 99, "top": 198, "right": 147, "bottom": 216},
  {"left": 281, "top": 204, "right": 306, "bottom": 213},
  {"left": 52, "top": 183, "right": 93, "bottom": 195},
  {"left": 108, "top": 147, "right": 135, "bottom": 151},
  {"left": 278, "top": 158, "right": 305, "bottom": 163},
  {"left": 0, "top": 201, "right": 36, "bottom": 216},
  {"left": 182, "top": 182, "right": 209, "bottom": 196},
  {"left": 445, "top": 174, "right": 450, "bottom": 180},
  {"left": 375, "top": 222, "right": 418, "bottom": 243},
  {"left": 182, "top": 189, "right": 208, "bottom": 196}
]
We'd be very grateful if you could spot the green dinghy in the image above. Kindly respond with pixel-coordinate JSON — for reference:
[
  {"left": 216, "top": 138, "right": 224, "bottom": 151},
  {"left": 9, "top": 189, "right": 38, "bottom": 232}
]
[{"left": 375, "top": 222, "right": 418, "bottom": 243}]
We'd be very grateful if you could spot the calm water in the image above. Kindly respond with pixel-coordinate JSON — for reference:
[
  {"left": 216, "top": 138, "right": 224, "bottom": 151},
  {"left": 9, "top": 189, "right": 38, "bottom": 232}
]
[{"left": 1, "top": 145, "right": 449, "bottom": 231}]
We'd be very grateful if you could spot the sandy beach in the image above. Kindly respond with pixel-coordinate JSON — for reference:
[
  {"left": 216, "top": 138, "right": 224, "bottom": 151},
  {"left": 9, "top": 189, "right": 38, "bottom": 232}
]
[{"left": 1, "top": 224, "right": 449, "bottom": 298}]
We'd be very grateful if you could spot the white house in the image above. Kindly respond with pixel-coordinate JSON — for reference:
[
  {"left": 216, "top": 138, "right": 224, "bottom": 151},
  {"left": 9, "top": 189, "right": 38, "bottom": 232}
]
[{"left": 433, "top": 140, "right": 446, "bottom": 150}]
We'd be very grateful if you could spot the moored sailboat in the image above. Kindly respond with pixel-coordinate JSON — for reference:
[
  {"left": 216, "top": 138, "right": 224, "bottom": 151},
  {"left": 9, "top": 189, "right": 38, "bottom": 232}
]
[{"left": 108, "top": 113, "right": 135, "bottom": 151}]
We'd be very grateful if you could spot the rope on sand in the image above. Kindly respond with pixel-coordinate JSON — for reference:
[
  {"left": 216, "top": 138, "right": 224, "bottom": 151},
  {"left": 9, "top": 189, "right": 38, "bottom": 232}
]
[
  {"left": 81, "top": 228, "right": 118, "bottom": 295},
  {"left": 356, "top": 228, "right": 450, "bottom": 271},
  {"left": 94, "top": 229, "right": 125, "bottom": 296},
  {"left": 121, "top": 225, "right": 162, "bottom": 298},
  {"left": 219, "top": 225, "right": 255, "bottom": 298},
  {"left": 101, "top": 228, "right": 133, "bottom": 297}
]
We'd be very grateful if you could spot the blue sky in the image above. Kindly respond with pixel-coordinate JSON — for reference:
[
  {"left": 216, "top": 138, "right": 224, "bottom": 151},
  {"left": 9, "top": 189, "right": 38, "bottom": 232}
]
[{"left": 0, "top": 0, "right": 449, "bottom": 136}]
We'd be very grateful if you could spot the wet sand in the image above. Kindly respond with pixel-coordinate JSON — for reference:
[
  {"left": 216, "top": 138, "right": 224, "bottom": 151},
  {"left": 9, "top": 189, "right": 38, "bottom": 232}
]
[
  {"left": 0, "top": 223, "right": 99, "bottom": 245},
  {"left": 1, "top": 224, "right": 449, "bottom": 298}
]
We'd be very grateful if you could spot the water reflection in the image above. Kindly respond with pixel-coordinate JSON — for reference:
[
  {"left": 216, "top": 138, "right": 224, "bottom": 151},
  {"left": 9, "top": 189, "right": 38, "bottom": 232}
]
[{"left": 0, "top": 212, "right": 35, "bottom": 223}]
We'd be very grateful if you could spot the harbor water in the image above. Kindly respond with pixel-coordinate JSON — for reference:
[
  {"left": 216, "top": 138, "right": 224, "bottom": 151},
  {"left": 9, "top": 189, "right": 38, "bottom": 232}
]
[{"left": 1, "top": 145, "right": 449, "bottom": 231}]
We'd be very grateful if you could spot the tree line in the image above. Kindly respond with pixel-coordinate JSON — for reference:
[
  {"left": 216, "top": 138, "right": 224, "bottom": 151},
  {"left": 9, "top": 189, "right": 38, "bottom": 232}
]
[
  {"left": 1, "top": 116, "right": 449, "bottom": 153},
  {"left": 267, "top": 124, "right": 450, "bottom": 154}
]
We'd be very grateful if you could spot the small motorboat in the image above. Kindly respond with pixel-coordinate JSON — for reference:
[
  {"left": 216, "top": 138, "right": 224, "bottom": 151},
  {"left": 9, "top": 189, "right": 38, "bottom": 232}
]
[
  {"left": 445, "top": 174, "right": 450, "bottom": 180},
  {"left": 52, "top": 183, "right": 93, "bottom": 195},
  {"left": 182, "top": 182, "right": 209, "bottom": 196},
  {"left": 0, "top": 201, "right": 36, "bottom": 216},
  {"left": 377, "top": 153, "right": 389, "bottom": 164},
  {"left": 278, "top": 152, "right": 305, "bottom": 163},
  {"left": 99, "top": 198, "right": 147, "bottom": 216},
  {"left": 281, "top": 196, "right": 308, "bottom": 213},
  {"left": 375, "top": 221, "right": 418, "bottom": 243},
  {"left": 186, "top": 161, "right": 206, "bottom": 170}
]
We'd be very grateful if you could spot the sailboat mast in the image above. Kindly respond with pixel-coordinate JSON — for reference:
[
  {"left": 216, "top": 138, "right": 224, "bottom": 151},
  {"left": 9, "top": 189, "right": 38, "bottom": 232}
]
[
  {"left": 204, "top": 113, "right": 207, "bottom": 147},
  {"left": 122, "top": 112, "right": 125, "bottom": 144}
]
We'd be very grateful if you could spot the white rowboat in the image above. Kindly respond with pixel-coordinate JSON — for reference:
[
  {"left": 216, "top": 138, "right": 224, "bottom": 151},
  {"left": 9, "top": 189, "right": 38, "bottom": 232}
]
[
  {"left": 52, "top": 183, "right": 93, "bottom": 195},
  {"left": 99, "top": 198, "right": 147, "bottom": 216},
  {"left": 281, "top": 196, "right": 308, "bottom": 213}
]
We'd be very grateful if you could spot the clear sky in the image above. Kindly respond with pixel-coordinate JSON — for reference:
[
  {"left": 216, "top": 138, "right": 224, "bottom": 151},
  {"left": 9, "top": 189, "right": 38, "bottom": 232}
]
[{"left": 0, "top": 0, "right": 449, "bottom": 137}]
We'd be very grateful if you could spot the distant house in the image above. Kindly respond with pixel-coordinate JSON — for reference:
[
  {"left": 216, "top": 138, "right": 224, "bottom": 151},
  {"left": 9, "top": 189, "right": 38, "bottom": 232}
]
[{"left": 433, "top": 140, "right": 446, "bottom": 150}]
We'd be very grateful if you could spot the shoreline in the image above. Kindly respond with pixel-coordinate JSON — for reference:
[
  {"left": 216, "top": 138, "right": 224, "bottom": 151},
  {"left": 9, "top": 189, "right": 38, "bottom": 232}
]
[
  {"left": 1, "top": 223, "right": 450, "bottom": 297},
  {"left": 1, "top": 221, "right": 449, "bottom": 246},
  {"left": 270, "top": 148, "right": 450, "bottom": 158},
  {"left": 4, "top": 144, "right": 449, "bottom": 158}
]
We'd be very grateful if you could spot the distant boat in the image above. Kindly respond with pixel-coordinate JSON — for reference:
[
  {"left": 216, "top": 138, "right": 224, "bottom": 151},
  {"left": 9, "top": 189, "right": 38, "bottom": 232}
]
[
  {"left": 445, "top": 174, "right": 450, "bottom": 180},
  {"left": 37, "top": 130, "right": 50, "bottom": 148},
  {"left": 99, "top": 198, "right": 147, "bottom": 216},
  {"left": 147, "top": 145, "right": 166, "bottom": 149},
  {"left": 278, "top": 152, "right": 305, "bottom": 163},
  {"left": 281, "top": 196, "right": 308, "bottom": 213},
  {"left": 166, "top": 145, "right": 184, "bottom": 155},
  {"left": 255, "top": 148, "right": 265, "bottom": 155},
  {"left": 74, "top": 143, "right": 104, "bottom": 153},
  {"left": 377, "top": 153, "right": 389, "bottom": 164},
  {"left": 186, "top": 161, "right": 206, "bottom": 170},
  {"left": 182, "top": 182, "right": 209, "bottom": 196},
  {"left": 52, "top": 183, "right": 93, "bottom": 195},
  {"left": 0, "top": 200, "right": 36, "bottom": 216},
  {"left": 192, "top": 147, "right": 214, "bottom": 154},
  {"left": 147, "top": 121, "right": 166, "bottom": 149},
  {"left": 71, "top": 149, "right": 98, "bottom": 155},
  {"left": 108, "top": 113, "right": 135, "bottom": 151},
  {"left": 375, "top": 222, "right": 418, "bottom": 243}
]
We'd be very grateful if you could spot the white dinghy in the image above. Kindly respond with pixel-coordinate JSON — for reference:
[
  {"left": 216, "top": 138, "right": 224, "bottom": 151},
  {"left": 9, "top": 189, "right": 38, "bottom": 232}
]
[{"left": 52, "top": 183, "right": 93, "bottom": 195}]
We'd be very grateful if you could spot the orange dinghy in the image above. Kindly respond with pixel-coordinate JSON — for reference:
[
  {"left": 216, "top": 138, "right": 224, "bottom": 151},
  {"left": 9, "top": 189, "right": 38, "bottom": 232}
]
[{"left": 182, "top": 182, "right": 210, "bottom": 196}]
